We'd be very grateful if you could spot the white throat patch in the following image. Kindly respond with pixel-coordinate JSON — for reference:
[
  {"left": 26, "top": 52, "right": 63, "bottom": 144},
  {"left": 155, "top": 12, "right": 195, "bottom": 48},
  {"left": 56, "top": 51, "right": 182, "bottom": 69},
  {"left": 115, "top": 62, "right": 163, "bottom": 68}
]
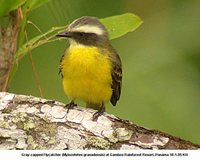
[{"left": 72, "top": 25, "right": 104, "bottom": 35}]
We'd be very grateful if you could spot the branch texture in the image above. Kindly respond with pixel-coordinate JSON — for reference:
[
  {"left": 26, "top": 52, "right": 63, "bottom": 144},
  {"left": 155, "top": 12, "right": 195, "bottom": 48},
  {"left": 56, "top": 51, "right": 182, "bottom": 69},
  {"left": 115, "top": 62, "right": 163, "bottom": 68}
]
[
  {"left": 0, "top": 11, "right": 20, "bottom": 91},
  {"left": 0, "top": 92, "right": 199, "bottom": 150}
]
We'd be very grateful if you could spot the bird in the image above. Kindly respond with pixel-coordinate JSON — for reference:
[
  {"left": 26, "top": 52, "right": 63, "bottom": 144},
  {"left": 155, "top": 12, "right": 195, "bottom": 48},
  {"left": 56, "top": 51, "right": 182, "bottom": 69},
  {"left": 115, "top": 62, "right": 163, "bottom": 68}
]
[{"left": 56, "top": 16, "right": 122, "bottom": 120}]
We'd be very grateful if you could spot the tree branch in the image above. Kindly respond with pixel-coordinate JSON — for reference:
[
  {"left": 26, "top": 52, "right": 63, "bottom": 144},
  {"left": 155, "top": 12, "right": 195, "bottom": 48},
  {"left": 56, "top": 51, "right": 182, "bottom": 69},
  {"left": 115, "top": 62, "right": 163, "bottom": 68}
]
[
  {"left": 0, "top": 92, "right": 199, "bottom": 149},
  {"left": 0, "top": 10, "right": 20, "bottom": 91}
]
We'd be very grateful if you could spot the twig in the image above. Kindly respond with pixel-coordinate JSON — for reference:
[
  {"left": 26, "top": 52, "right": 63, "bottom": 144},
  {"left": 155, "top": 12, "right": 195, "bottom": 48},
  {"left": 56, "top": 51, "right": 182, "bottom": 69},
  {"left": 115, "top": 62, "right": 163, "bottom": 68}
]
[{"left": 24, "top": 30, "right": 44, "bottom": 97}]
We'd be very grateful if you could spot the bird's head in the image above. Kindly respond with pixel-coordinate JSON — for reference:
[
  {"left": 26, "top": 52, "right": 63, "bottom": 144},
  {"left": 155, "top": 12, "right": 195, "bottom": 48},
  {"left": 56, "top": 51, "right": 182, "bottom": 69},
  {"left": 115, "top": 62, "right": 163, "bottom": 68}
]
[{"left": 56, "top": 16, "right": 109, "bottom": 46}]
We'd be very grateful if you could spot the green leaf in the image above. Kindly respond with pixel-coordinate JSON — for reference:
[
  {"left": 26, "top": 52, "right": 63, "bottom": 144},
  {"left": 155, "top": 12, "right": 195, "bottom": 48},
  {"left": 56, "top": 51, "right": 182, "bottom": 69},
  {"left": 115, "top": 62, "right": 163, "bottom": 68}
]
[
  {"left": 100, "top": 13, "right": 143, "bottom": 40},
  {"left": 0, "top": 0, "right": 26, "bottom": 17},
  {"left": 25, "top": 0, "right": 51, "bottom": 12}
]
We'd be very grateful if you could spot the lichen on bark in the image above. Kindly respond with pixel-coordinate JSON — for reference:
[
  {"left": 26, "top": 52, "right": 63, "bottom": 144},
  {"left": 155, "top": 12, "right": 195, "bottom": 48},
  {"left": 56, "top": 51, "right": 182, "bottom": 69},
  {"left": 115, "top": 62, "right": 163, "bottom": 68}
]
[{"left": 0, "top": 92, "right": 200, "bottom": 150}]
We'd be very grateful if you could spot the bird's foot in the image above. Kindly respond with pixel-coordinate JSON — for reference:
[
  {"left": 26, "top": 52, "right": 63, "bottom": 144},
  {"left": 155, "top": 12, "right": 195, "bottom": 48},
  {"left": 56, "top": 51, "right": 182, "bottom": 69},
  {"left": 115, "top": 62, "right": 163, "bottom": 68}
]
[
  {"left": 65, "top": 100, "right": 77, "bottom": 113},
  {"left": 92, "top": 104, "right": 105, "bottom": 121}
]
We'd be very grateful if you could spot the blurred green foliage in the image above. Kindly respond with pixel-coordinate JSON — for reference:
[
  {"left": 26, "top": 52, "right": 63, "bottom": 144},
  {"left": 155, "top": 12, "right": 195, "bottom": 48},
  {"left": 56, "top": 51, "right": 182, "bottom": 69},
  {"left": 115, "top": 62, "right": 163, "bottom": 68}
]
[
  {"left": 0, "top": 0, "right": 26, "bottom": 16},
  {"left": 0, "top": 0, "right": 50, "bottom": 16},
  {"left": 8, "top": 0, "right": 200, "bottom": 144}
]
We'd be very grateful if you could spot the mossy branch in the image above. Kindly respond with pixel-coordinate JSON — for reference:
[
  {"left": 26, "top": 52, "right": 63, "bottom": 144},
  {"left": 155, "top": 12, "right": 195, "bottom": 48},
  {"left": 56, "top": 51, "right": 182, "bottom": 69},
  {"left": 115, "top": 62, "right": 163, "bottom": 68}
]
[{"left": 0, "top": 92, "right": 199, "bottom": 149}]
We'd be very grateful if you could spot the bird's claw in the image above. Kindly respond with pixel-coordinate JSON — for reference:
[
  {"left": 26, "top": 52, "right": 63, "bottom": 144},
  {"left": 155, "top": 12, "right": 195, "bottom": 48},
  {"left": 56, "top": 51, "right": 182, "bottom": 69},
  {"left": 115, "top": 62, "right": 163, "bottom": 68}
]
[
  {"left": 65, "top": 100, "right": 77, "bottom": 113},
  {"left": 92, "top": 104, "right": 105, "bottom": 121}
]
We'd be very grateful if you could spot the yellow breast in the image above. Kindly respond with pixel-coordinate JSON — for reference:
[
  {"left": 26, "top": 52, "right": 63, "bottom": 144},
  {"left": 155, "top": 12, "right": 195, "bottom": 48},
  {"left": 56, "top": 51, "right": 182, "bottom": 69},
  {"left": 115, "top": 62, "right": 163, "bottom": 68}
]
[{"left": 61, "top": 45, "right": 112, "bottom": 105}]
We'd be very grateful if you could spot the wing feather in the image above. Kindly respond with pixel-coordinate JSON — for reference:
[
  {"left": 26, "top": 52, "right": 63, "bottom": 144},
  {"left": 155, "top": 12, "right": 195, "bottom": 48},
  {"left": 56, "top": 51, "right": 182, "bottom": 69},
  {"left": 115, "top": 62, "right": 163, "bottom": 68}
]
[
  {"left": 59, "top": 54, "right": 64, "bottom": 78},
  {"left": 108, "top": 46, "right": 122, "bottom": 106}
]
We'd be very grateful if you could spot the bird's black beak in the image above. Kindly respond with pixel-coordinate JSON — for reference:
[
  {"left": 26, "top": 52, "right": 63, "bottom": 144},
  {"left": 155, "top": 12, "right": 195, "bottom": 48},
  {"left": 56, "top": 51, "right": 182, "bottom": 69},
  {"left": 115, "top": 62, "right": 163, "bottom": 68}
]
[{"left": 56, "top": 31, "right": 71, "bottom": 38}]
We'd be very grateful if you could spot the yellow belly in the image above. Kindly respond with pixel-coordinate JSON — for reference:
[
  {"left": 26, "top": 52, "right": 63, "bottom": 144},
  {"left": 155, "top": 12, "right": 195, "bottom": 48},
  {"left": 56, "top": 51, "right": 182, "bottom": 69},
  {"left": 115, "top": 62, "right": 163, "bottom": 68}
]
[{"left": 61, "top": 46, "right": 112, "bottom": 105}]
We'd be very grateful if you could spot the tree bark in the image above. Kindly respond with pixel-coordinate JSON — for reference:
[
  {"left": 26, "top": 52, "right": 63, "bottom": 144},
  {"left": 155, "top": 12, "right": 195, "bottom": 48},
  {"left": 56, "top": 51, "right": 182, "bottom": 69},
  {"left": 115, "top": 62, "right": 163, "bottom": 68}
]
[
  {"left": 0, "top": 11, "right": 20, "bottom": 91},
  {"left": 0, "top": 92, "right": 199, "bottom": 150}
]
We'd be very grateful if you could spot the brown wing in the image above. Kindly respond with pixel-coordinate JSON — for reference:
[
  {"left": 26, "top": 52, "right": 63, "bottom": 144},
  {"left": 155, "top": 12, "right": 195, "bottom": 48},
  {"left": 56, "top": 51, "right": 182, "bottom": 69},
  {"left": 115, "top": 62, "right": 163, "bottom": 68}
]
[{"left": 108, "top": 46, "right": 122, "bottom": 106}]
